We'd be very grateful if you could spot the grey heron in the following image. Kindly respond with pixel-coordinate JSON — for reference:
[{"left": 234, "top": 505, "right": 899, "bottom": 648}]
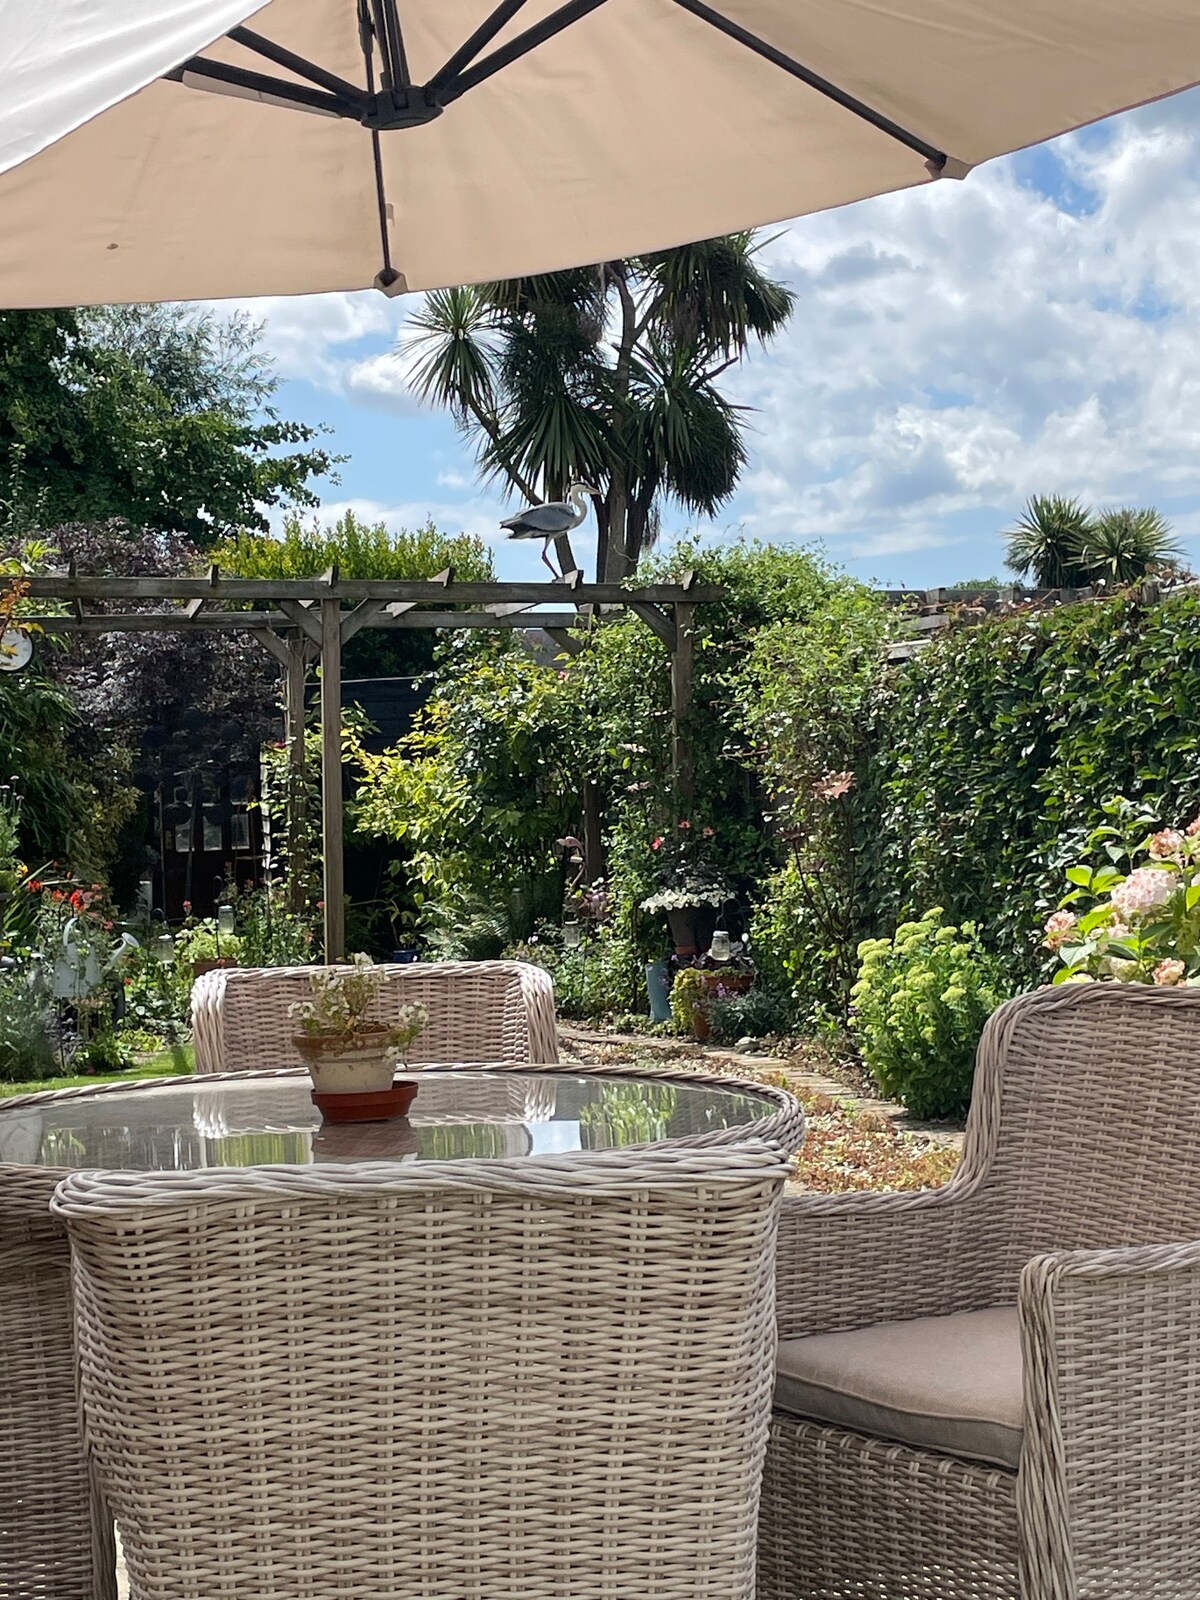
[{"left": 500, "top": 483, "right": 599, "bottom": 574}]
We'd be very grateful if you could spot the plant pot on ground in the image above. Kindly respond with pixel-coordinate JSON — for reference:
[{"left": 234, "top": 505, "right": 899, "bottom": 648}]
[{"left": 192, "top": 956, "right": 239, "bottom": 978}]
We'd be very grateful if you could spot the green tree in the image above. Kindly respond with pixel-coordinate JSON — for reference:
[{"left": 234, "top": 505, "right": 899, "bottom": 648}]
[
  {"left": 1002, "top": 494, "right": 1094, "bottom": 588},
  {"left": 0, "top": 305, "right": 337, "bottom": 544},
  {"left": 1082, "top": 506, "right": 1183, "bottom": 585},
  {"left": 403, "top": 234, "right": 794, "bottom": 580},
  {"left": 215, "top": 511, "right": 496, "bottom": 676}
]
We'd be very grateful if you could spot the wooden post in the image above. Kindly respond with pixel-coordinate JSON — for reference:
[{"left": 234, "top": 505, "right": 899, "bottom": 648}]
[
  {"left": 285, "top": 638, "right": 309, "bottom": 915},
  {"left": 319, "top": 598, "right": 345, "bottom": 963},
  {"left": 583, "top": 779, "right": 605, "bottom": 883},
  {"left": 670, "top": 602, "right": 695, "bottom": 802}
]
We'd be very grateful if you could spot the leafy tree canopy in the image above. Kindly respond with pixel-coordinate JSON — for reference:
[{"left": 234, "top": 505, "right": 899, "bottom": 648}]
[
  {"left": 215, "top": 511, "right": 496, "bottom": 676},
  {"left": 0, "top": 304, "right": 338, "bottom": 546}
]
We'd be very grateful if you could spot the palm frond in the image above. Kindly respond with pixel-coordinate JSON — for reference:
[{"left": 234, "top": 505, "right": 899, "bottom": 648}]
[
  {"left": 1083, "top": 506, "right": 1183, "bottom": 585},
  {"left": 400, "top": 287, "right": 500, "bottom": 422}
]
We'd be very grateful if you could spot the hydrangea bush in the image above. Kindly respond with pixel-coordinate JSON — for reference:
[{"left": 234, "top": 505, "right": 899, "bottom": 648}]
[
  {"left": 1045, "top": 797, "right": 1200, "bottom": 985},
  {"left": 851, "top": 908, "right": 1010, "bottom": 1118}
]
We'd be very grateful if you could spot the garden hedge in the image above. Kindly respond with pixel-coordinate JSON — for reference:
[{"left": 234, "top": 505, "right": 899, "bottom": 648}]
[{"left": 859, "top": 587, "right": 1200, "bottom": 981}]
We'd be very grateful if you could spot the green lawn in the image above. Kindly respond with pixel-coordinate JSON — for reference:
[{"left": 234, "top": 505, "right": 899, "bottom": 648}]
[{"left": 0, "top": 1043, "right": 195, "bottom": 1099}]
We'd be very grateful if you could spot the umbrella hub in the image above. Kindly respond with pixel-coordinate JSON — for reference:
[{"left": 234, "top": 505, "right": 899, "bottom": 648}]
[{"left": 362, "top": 91, "right": 443, "bottom": 132}]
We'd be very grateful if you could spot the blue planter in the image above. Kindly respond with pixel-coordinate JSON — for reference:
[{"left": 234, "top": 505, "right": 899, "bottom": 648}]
[
  {"left": 391, "top": 949, "right": 421, "bottom": 964},
  {"left": 645, "top": 959, "right": 673, "bottom": 1022}
]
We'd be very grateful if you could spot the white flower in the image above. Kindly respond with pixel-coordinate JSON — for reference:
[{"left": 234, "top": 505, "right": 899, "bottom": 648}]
[{"left": 1111, "top": 868, "right": 1175, "bottom": 921}]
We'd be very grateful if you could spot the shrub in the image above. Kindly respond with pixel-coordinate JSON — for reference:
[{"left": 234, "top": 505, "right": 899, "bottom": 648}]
[
  {"left": 708, "top": 984, "right": 797, "bottom": 1042},
  {"left": 850, "top": 908, "right": 1009, "bottom": 1118},
  {"left": 1043, "top": 796, "right": 1200, "bottom": 985},
  {"left": 0, "top": 971, "right": 57, "bottom": 1082}
]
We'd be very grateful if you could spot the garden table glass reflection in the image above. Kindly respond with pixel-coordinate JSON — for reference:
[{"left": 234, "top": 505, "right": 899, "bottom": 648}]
[{"left": 0, "top": 1067, "right": 780, "bottom": 1172}]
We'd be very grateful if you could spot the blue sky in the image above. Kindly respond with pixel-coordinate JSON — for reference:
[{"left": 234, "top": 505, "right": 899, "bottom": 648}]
[{"left": 241, "top": 84, "right": 1200, "bottom": 588}]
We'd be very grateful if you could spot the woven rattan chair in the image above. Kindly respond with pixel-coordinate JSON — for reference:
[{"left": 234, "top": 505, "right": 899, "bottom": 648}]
[
  {"left": 758, "top": 982, "right": 1200, "bottom": 1600},
  {"left": 191, "top": 958, "right": 558, "bottom": 1073},
  {"left": 54, "top": 1142, "right": 787, "bottom": 1600}
]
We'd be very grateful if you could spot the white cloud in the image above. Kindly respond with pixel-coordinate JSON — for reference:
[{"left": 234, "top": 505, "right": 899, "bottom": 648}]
[{"left": 720, "top": 91, "right": 1200, "bottom": 566}]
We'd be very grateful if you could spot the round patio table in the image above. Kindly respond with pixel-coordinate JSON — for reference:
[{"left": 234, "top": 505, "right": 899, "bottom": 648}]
[{"left": 0, "top": 1062, "right": 803, "bottom": 1600}]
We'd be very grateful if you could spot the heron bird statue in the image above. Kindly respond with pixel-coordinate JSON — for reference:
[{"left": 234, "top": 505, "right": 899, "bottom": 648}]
[{"left": 500, "top": 482, "right": 599, "bottom": 574}]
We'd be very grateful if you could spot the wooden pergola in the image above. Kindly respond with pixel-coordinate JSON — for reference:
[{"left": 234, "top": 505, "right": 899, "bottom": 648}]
[{"left": 25, "top": 568, "right": 717, "bottom": 960}]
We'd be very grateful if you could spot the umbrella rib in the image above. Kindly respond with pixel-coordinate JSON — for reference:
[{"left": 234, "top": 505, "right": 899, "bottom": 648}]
[
  {"left": 164, "top": 57, "right": 356, "bottom": 117},
  {"left": 436, "top": 0, "right": 613, "bottom": 103},
  {"left": 425, "top": 0, "right": 533, "bottom": 95},
  {"left": 668, "top": 0, "right": 947, "bottom": 170},
  {"left": 227, "top": 27, "right": 367, "bottom": 107}
]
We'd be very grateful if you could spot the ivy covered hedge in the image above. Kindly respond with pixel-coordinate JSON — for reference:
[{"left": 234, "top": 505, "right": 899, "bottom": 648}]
[{"left": 860, "top": 587, "right": 1200, "bottom": 981}]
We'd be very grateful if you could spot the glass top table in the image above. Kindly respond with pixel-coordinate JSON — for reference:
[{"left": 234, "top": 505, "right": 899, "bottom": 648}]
[{"left": 0, "top": 1067, "right": 779, "bottom": 1171}]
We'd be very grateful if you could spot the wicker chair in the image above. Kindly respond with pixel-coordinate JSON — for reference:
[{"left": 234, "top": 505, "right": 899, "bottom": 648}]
[
  {"left": 758, "top": 982, "right": 1200, "bottom": 1600},
  {"left": 191, "top": 958, "right": 558, "bottom": 1073},
  {"left": 54, "top": 1142, "right": 787, "bottom": 1600}
]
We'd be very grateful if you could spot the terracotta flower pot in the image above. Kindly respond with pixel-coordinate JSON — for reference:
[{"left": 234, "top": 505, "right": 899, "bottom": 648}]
[
  {"left": 292, "top": 1025, "right": 396, "bottom": 1095},
  {"left": 192, "top": 957, "right": 239, "bottom": 978},
  {"left": 691, "top": 971, "right": 754, "bottom": 1042}
]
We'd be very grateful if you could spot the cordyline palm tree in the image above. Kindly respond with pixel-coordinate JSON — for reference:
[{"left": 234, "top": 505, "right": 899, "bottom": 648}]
[
  {"left": 1004, "top": 495, "right": 1184, "bottom": 589},
  {"left": 1083, "top": 506, "right": 1183, "bottom": 586},
  {"left": 1003, "top": 494, "right": 1094, "bottom": 589},
  {"left": 402, "top": 234, "right": 794, "bottom": 580}
]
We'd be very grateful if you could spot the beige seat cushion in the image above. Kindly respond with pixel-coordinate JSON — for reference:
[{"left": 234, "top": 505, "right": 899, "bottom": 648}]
[{"left": 775, "top": 1305, "right": 1022, "bottom": 1470}]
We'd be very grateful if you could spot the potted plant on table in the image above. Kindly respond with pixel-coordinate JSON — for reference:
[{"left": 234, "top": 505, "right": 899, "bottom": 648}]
[{"left": 289, "top": 953, "right": 428, "bottom": 1121}]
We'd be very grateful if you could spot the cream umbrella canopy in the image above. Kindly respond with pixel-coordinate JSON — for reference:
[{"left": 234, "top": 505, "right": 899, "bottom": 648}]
[{"left": 0, "top": 0, "right": 1198, "bottom": 307}]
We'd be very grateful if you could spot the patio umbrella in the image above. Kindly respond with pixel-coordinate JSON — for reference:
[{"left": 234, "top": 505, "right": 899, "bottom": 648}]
[{"left": 0, "top": 0, "right": 1197, "bottom": 306}]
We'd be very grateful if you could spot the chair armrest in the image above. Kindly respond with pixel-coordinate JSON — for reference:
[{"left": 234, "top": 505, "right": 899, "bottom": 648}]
[
  {"left": 776, "top": 1177, "right": 995, "bottom": 1338},
  {"left": 189, "top": 969, "right": 227, "bottom": 1075},
  {"left": 1019, "top": 1241, "right": 1200, "bottom": 1598},
  {"left": 515, "top": 961, "right": 559, "bottom": 1062}
]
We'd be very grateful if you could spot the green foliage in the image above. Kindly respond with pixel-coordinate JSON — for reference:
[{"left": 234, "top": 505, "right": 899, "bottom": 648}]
[
  {"left": 404, "top": 235, "right": 794, "bottom": 578},
  {"left": 1085, "top": 507, "right": 1183, "bottom": 586},
  {"left": 1003, "top": 494, "right": 1094, "bottom": 588},
  {"left": 216, "top": 510, "right": 495, "bottom": 676},
  {"left": 850, "top": 909, "right": 1009, "bottom": 1118},
  {"left": 1043, "top": 796, "right": 1200, "bottom": 985},
  {"left": 861, "top": 588, "right": 1200, "bottom": 982},
  {"left": 667, "top": 966, "right": 706, "bottom": 1033},
  {"left": 0, "top": 971, "right": 56, "bottom": 1082},
  {"left": 1003, "top": 495, "right": 1183, "bottom": 588},
  {"left": 0, "top": 305, "right": 336, "bottom": 543},
  {"left": 707, "top": 984, "right": 797, "bottom": 1043},
  {"left": 354, "top": 640, "right": 582, "bottom": 939},
  {"left": 727, "top": 550, "right": 890, "bottom": 1020},
  {"left": 508, "top": 930, "right": 643, "bottom": 1021}
]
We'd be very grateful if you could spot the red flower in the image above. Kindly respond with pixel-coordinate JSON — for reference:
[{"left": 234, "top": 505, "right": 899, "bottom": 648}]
[
  {"left": 26, "top": 879, "right": 42, "bottom": 892},
  {"left": 651, "top": 837, "right": 664, "bottom": 851},
  {"left": 316, "top": 900, "right": 325, "bottom": 910},
  {"left": 182, "top": 900, "right": 192, "bottom": 913},
  {"left": 678, "top": 819, "right": 692, "bottom": 830},
  {"left": 701, "top": 827, "right": 715, "bottom": 839},
  {"left": 51, "top": 889, "right": 65, "bottom": 903}
]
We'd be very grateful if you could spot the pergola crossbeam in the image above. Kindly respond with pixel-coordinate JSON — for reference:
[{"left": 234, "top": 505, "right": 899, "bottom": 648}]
[{"left": 24, "top": 570, "right": 717, "bottom": 961}]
